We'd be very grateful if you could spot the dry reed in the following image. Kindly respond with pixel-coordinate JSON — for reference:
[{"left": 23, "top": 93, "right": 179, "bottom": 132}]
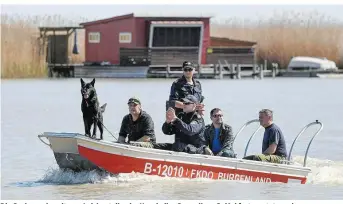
[
  {"left": 211, "top": 11, "right": 343, "bottom": 68},
  {"left": 1, "top": 11, "right": 342, "bottom": 79},
  {"left": 1, "top": 14, "right": 88, "bottom": 78}
]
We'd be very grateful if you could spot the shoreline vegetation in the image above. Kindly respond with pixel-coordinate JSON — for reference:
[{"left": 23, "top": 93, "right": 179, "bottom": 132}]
[{"left": 1, "top": 12, "right": 343, "bottom": 79}]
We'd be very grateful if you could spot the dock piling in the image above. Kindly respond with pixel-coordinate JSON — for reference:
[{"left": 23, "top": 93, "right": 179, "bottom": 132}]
[
  {"left": 259, "top": 65, "right": 264, "bottom": 79},
  {"left": 166, "top": 64, "right": 170, "bottom": 78},
  {"left": 237, "top": 64, "right": 241, "bottom": 79}
]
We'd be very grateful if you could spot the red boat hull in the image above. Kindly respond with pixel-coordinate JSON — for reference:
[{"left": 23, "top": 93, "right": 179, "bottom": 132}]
[{"left": 78, "top": 145, "right": 307, "bottom": 184}]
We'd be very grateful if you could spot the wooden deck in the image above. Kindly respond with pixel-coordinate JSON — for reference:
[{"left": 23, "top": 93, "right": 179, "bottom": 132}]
[
  {"left": 147, "top": 62, "right": 276, "bottom": 79},
  {"left": 47, "top": 60, "right": 277, "bottom": 79},
  {"left": 74, "top": 65, "right": 150, "bottom": 78},
  {"left": 47, "top": 62, "right": 342, "bottom": 79}
]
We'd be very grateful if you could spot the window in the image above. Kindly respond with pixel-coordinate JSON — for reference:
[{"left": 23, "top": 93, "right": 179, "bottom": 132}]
[
  {"left": 119, "top": 32, "right": 132, "bottom": 43},
  {"left": 88, "top": 32, "right": 100, "bottom": 43},
  {"left": 152, "top": 27, "right": 201, "bottom": 47}
]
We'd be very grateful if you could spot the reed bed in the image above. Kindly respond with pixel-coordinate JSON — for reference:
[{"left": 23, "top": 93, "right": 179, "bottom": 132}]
[
  {"left": 1, "top": 14, "right": 88, "bottom": 78},
  {"left": 1, "top": 11, "right": 342, "bottom": 78},
  {"left": 211, "top": 11, "right": 343, "bottom": 68}
]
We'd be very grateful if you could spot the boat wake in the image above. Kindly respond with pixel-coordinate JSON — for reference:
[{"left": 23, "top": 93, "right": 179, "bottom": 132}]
[
  {"left": 36, "top": 167, "right": 207, "bottom": 185},
  {"left": 22, "top": 156, "right": 343, "bottom": 186},
  {"left": 37, "top": 168, "right": 112, "bottom": 185},
  {"left": 292, "top": 156, "right": 343, "bottom": 185}
]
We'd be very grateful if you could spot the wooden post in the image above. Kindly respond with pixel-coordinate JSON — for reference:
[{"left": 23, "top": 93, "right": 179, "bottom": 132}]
[
  {"left": 259, "top": 64, "right": 264, "bottom": 79},
  {"left": 237, "top": 64, "right": 241, "bottom": 79},
  {"left": 214, "top": 64, "right": 217, "bottom": 76},
  {"left": 216, "top": 64, "right": 220, "bottom": 78},
  {"left": 253, "top": 64, "right": 257, "bottom": 79},
  {"left": 253, "top": 58, "right": 256, "bottom": 77},
  {"left": 219, "top": 63, "right": 223, "bottom": 79},
  {"left": 272, "top": 63, "right": 277, "bottom": 78},
  {"left": 166, "top": 64, "right": 170, "bottom": 78},
  {"left": 198, "top": 64, "right": 201, "bottom": 78},
  {"left": 230, "top": 63, "right": 234, "bottom": 79},
  {"left": 217, "top": 60, "right": 223, "bottom": 79}
]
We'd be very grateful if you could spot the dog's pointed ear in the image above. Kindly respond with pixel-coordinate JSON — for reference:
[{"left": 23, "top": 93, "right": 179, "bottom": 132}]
[
  {"left": 100, "top": 103, "right": 107, "bottom": 113},
  {"left": 80, "top": 78, "right": 85, "bottom": 87},
  {"left": 90, "top": 78, "right": 95, "bottom": 87}
]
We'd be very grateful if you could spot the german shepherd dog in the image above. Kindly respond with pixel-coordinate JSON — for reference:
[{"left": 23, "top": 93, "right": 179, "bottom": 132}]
[{"left": 80, "top": 78, "right": 107, "bottom": 140}]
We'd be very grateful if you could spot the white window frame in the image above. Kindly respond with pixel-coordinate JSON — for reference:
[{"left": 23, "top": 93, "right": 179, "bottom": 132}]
[
  {"left": 148, "top": 23, "right": 204, "bottom": 65},
  {"left": 88, "top": 32, "right": 100, "bottom": 43},
  {"left": 119, "top": 32, "right": 132, "bottom": 43}
]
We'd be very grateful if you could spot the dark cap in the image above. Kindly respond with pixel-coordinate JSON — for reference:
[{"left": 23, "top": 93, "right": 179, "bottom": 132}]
[
  {"left": 182, "top": 61, "right": 195, "bottom": 69},
  {"left": 128, "top": 97, "right": 141, "bottom": 105},
  {"left": 182, "top": 95, "right": 198, "bottom": 104}
]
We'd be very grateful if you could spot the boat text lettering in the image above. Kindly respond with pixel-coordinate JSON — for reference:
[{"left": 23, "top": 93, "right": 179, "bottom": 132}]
[
  {"left": 144, "top": 162, "right": 184, "bottom": 177},
  {"left": 217, "top": 172, "right": 272, "bottom": 182},
  {"left": 143, "top": 162, "right": 272, "bottom": 182}
]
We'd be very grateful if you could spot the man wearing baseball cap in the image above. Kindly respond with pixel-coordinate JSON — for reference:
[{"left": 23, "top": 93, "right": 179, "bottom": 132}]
[
  {"left": 117, "top": 97, "right": 156, "bottom": 148},
  {"left": 162, "top": 95, "right": 206, "bottom": 153},
  {"left": 167, "top": 61, "right": 205, "bottom": 116}
]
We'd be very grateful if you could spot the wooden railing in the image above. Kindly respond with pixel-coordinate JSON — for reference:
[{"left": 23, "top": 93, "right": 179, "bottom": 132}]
[
  {"left": 120, "top": 47, "right": 199, "bottom": 66},
  {"left": 150, "top": 47, "right": 198, "bottom": 65},
  {"left": 206, "top": 47, "right": 255, "bottom": 65},
  {"left": 119, "top": 46, "right": 255, "bottom": 66}
]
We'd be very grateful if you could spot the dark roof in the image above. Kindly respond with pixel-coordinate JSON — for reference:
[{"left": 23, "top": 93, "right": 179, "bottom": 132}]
[
  {"left": 210, "top": 36, "right": 257, "bottom": 46},
  {"left": 80, "top": 13, "right": 134, "bottom": 26},
  {"left": 79, "top": 13, "right": 212, "bottom": 27},
  {"left": 39, "top": 26, "right": 83, "bottom": 31}
]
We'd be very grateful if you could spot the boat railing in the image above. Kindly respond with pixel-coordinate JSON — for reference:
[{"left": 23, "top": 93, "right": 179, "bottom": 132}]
[
  {"left": 232, "top": 119, "right": 263, "bottom": 157},
  {"left": 287, "top": 120, "right": 324, "bottom": 167},
  {"left": 233, "top": 119, "right": 261, "bottom": 142},
  {"left": 38, "top": 134, "right": 52, "bottom": 148}
]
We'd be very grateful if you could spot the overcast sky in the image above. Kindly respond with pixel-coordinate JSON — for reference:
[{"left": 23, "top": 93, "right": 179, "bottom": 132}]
[{"left": 2, "top": 4, "right": 343, "bottom": 24}]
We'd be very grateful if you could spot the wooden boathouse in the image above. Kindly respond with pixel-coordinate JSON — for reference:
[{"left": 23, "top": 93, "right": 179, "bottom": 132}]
[{"left": 41, "top": 13, "right": 278, "bottom": 79}]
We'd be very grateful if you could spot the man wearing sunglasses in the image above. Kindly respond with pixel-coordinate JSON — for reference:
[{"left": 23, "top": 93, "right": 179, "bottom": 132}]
[
  {"left": 162, "top": 95, "right": 206, "bottom": 154},
  {"left": 167, "top": 61, "right": 205, "bottom": 116},
  {"left": 117, "top": 97, "right": 156, "bottom": 148},
  {"left": 203, "top": 108, "right": 237, "bottom": 158}
]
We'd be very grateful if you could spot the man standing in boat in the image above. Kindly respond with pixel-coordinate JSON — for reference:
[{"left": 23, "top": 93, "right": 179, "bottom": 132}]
[
  {"left": 203, "top": 108, "right": 237, "bottom": 157},
  {"left": 243, "top": 109, "right": 288, "bottom": 163},
  {"left": 117, "top": 97, "right": 156, "bottom": 148},
  {"left": 162, "top": 95, "right": 206, "bottom": 153},
  {"left": 167, "top": 61, "right": 205, "bottom": 116}
]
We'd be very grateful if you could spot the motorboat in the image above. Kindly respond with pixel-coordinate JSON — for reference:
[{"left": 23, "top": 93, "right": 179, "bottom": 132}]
[{"left": 38, "top": 119, "right": 323, "bottom": 184}]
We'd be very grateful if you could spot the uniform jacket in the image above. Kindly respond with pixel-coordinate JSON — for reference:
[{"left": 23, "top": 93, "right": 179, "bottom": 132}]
[
  {"left": 119, "top": 111, "right": 156, "bottom": 144},
  {"left": 162, "top": 111, "right": 206, "bottom": 151},
  {"left": 167, "top": 76, "right": 204, "bottom": 112}
]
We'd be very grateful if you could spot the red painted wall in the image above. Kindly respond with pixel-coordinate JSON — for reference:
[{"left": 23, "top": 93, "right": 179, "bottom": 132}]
[
  {"left": 84, "top": 17, "right": 136, "bottom": 64},
  {"left": 83, "top": 16, "right": 211, "bottom": 64},
  {"left": 201, "top": 18, "right": 210, "bottom": 64},
  {"left": 134, "top": 17, "right": 148, "bottom": 47}
]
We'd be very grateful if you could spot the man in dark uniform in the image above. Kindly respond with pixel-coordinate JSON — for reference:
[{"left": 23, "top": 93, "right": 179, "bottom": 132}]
[
  {"left": 167, "top": 61, "right": 205, "bottom": 116},
  {"left": 162, "top": 95, "right": 206, "bottom": 154},
  {"left": 243, "top": 109, "right": 288, "bottom": 163},
  {"left": 117, "top": 97, "right": 156, "bottom": 148}
]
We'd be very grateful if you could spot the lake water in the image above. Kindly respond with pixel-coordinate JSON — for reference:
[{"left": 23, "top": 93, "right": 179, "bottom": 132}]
[{"left": 1, "top": 77, "right": 343, "bottom": 200}]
